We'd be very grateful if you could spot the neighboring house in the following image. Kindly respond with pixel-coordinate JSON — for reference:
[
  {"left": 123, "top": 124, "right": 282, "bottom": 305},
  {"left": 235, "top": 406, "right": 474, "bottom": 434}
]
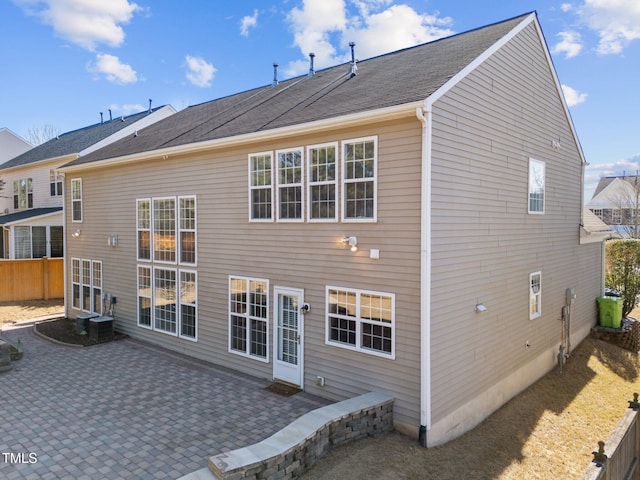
[
  {"left": 587, "top": 175, "right": 640, "bottom": 238},
  {"left": 59, "top": 12, "right": 608, "bottom": 447},
  {"left": 0, "top": 128, "right": 32, "bottom": 167},
  {"left": 0, "top": 106, "right": 176, "bottom": 259}
]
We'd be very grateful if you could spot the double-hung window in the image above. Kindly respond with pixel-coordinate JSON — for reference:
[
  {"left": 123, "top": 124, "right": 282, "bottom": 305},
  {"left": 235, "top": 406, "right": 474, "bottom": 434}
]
[
  {"left": 72, "top": 258, "right": 81, "bottom": 309},
  {"left": 136, "top": 195, "right": 197, "bottom": 340},
  {"left": 528, "top": 159, "right": 545, "bottom": 214},
  {"left": 71, "top": 258, "right": 101, "bottom": 314},
  {"left": 276, "top": 148, "right": 303, "bottom": 221},
  {"left": 308, "top": 143, "right": 337, "bottom": 221},
  {"left": 71, "top": 178, "right": 82, "bottom": 222},
  {"left": 326, "top": 286, "right": 394, "bottom": 358},
  {"left": 530, "top": 272, "right": 542, "bottom": 319},
  {"left": 50, "top": 171, "right": 62, "bottom": 197},
  {"left": 229, "top": 276, "right": 269, "bottom": 361},
  {"left": 249, "top": 152, "right": 273, "bottom": 221},
  {"left": 13, "top": 178, "right": 33, "bottom": 210},
  {"left": 343, "top": 137, "right": 377, "bottom": 221},
  {"left": 153, "top": 197, "right": 176, "bottom": 263}
]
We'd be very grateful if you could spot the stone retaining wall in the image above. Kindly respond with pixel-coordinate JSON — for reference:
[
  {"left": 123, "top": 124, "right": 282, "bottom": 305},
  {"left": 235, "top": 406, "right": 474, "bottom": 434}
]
[{"left": 178, "top": 391, "right": 394, "bottom": 480}]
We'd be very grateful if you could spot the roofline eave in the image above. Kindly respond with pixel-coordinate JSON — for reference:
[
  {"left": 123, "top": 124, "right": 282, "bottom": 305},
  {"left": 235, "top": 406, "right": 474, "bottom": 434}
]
[{"left": 57, "top": 101, "right": 425, "bottom": 173}]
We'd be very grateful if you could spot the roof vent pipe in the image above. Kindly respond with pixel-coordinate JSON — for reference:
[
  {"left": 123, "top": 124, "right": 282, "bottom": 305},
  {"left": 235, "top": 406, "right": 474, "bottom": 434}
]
[
  {"left": 100, "top": 112, "right": 103, "bottom": 124},
  {"left": 349, "top": 42, "right": 358, "bottom": 77},
  {"left": 148, "top": 98, "right": 152, "bottom": 113},
  {"left": 308, "top": 53, "right": 315, "bottom": 77},
  {"left": 109, "top": 109, "right": 112, "bottom": 121},
  {"left": 272, "top": 63, "right": 279, "bottom": 86}
]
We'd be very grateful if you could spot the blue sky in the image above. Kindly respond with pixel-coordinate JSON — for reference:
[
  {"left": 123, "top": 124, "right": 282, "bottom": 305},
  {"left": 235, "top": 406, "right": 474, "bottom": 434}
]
[{"left": 1, "top": 0, "right": 638, "bottom": 200}]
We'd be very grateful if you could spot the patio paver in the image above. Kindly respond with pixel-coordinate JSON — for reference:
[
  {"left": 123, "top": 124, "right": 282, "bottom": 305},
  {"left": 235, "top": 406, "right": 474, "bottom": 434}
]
[{"left": 0, "top": 322, "right": 330, "bottom": 479}]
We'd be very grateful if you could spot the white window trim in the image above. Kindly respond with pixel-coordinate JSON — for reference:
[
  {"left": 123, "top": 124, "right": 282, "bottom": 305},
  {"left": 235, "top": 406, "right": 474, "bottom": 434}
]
[
  {"left": 228, "top": 275, "right": 270, "bottom": 363},
  {"left": 81, "top": 259, "right": 92, "bottom": 313},
  {"left": 137, "top": 265, "right": 152, "bottom": 330},
  {"left": 71, "top": 258, "right": 81, "bottom": 310},
  {"left": 178, "top": 269, "right": 198, "bottom": 342},
  {"left": 341, "top": 136, "right": 378, "bottom": 223},
  {"left": 178, "top": 195, "right": 197, "bottom": 266},
  {"left": 528, "top": 158, "right": 545, "bottom": 215},
  {"left": 276, "top": 147, "right": 305, "bottom": 222},
  {"left": 92, "top": 260, "right": 103, "bottom": 316},
  {"left": 529, "top": 271, "right": 542, "bottom": 320},
  {"left": 71, "top": 178, "right": 82, "bottom": 222},
  {"left": 248, "top": 151, "right": 275, "bottom": 223},
  {"left": 137, "top": 198, "right": 152, "bottom": 262},
  {"left": 307, "top": 142, "right": 339, "bottom": 222},
  {"left": 325, "top": 285, "right": 395, "bottom": 359},
  {"left": 152, "top": 196, "right": 177, "bottom": 265},
  {"left": 153, "top": 266, "right": 179, "bottom": 337}
]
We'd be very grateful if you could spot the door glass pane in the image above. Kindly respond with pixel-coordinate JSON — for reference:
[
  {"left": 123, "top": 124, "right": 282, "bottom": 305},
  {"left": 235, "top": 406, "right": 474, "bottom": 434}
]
[{"left": 278, "top": 294, "right": 298, "bottom": 365}]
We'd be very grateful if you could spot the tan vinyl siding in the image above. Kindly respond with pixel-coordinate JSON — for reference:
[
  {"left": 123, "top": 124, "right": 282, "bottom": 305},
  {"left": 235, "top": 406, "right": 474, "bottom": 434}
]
[
  {"left": 429, "top": 23, "right": 597, "bottom": 423},
  {"left": 65, "top": 117, "right": 424, "bottom": 430}
]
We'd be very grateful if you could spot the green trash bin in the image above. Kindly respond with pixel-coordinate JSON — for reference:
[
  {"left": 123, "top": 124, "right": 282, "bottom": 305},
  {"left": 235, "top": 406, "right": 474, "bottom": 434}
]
[{"left": 597, "top": 296, "right": 623, "bottom": 328}]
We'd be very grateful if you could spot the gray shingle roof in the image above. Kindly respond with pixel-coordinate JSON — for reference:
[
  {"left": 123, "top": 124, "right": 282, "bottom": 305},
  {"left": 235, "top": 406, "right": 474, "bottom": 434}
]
[
  {"left": 0, "top": 207, "right": 62, "bottom": 225},
  {"left": 1, "top": 108, "right": 167, "bottom": 169},
  {"left": 65, "top": 13, "right": 530, "bottom": 168}
]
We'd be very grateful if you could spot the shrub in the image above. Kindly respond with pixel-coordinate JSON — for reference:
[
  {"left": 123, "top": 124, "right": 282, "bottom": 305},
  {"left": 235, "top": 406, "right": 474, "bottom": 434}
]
[{"left": 605, "top": 239, "right": 640, "bottom": 317}]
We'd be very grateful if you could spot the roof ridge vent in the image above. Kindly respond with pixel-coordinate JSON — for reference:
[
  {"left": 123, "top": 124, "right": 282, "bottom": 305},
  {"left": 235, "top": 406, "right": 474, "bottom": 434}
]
[
  {"left": 308, "top": 53, "right": 315, "bottom": 77},
  {"left": 100, "top": 112, "right": 104, "bottom": 124},
  {"left": 108, "top": 109, "right": 112, "bottom": 121},
  {"left": 349, "top": 42, "right": 358, "bottom": 77},
  {"left": 148, "top": 98, "right": 152, "bottom": 113},
  {"left": 272, "top": 62, "right": 279, "bottom": 86}
]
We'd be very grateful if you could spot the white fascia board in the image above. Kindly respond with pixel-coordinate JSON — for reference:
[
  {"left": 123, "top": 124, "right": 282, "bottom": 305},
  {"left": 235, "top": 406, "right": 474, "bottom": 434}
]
[
  {"left": 0, "top": 154, "right": 78, "bottom": 174},
  {"left": 3, "top": 210, "right": 63, "bottom": 227},
  {"left": 57, "top": 101, "right": 423, "bottom": 173}
]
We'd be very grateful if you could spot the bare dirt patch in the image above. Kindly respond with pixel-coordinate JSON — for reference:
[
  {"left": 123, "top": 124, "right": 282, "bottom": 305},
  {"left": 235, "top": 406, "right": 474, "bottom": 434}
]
[{"left": 0, "top": 299, "right": 64, "bottom": 325}]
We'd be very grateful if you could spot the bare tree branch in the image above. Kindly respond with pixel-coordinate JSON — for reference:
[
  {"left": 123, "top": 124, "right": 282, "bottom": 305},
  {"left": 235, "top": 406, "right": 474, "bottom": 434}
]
[{"left": 26, "top": 124, "right": 61, "bottom": 146}]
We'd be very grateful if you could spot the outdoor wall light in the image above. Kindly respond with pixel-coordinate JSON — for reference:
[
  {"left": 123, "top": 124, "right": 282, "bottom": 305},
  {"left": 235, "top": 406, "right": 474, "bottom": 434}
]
[
  {"left": 72, "top": 229, "right": 81, "bottom": 238},
  {"left": 476, "top": 303, "right": 487, "bottom": 313},
  {"left": 342, "top": 236, "right": 358, "bottom": 252}
]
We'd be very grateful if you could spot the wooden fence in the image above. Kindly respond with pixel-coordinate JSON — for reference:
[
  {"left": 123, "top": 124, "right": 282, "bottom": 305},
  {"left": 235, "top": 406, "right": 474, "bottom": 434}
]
[
  {"left": 0, "top": 258, "right": 64, "bottom": 302},
  {"left": 582, "top": 394, "right": 640, "bottom": 480}
]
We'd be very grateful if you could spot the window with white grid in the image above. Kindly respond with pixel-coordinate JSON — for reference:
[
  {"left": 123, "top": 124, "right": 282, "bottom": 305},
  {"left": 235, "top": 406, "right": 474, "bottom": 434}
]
[
  {"left": 71, "top": 178, "right": 82, "bottom": 222},
  {"left": 72, "top": 258, "right": 80, "bottom": 309},
  {"left": 326, "top": 286, "right": 394, "bottom": 358},
  {"left": 180, "top": 270, "right": 197, "bottom": 340},
  {"left": 308, "top": 143, "right": 337, "bottom": 221},
  {"left": 154, "top": 267, "right": 177, "bottom": 334},
  {"left": 82, "top": 259, "right": 91, "bottom": 312},
  {"left": 153, "top": 198, "right": 176, "bottom": 263},
  {"left": 179, "top": 196, "right": 196, "bottom": 264},
  {"left": 249, "top": 152, "right": 273, "bottom": 221},
  {"left": 528, "top": 159, "right": 545, "bottom": 214},
  {"left": 138, "top": 266, "right": 152, "bottom": 328},
  {"left": 229, "top": 276, "right": 269, "bottom": 361},
  {"left": 92, "top": 261, "right": 102, "bottom": 315},
  {"left": 276, "top": 148, "right": 304, "bottom": 221},
  {"left": 137, "top": 199, "right": 151, "bottom": 261},
  {"left": 530, "top": 272, "right": 542, "bottom": 320},
  {"left": 342, "top": 137, "right": 377, "bottom": 221}
]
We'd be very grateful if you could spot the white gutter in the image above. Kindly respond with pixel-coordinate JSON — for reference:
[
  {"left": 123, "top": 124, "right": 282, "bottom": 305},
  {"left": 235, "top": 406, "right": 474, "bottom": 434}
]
[
  {"left": 416, "top": 105, "right": 432, "bottom": 446},
  {"left": 57, "top": 101, "right": 424, "bottom": 173}
]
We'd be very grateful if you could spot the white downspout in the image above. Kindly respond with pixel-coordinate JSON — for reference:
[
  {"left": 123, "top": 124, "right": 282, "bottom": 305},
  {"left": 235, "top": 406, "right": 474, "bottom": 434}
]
[
  {"left": 59, "top": 172, "right": 68, "bottom": 317},
  {"left": 416, "top": 105, "right": 432, "bottom": 446}
]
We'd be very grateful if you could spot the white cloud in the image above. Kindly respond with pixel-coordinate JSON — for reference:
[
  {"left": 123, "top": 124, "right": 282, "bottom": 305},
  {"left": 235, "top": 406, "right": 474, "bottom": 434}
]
[
  {"left": 14, "top": 0, "right": 141, "bottom": 51},
  {"left": 285, "top": 0, "right": 452, "bottom": 76},
  {"left": 185, "top": 55, "right": 216, "bottom": 88},
  {"left": 553, "top": 31, "right": 583, "bottom": 58},
  {"left": 576, "top": 0, "right": 640, "bottom": 54},
  {"left": 344, "top": 5, "right": 453, "bottom": 60},
  {"left": 560, "top": 3, "right": 573, "bottom": 12},
  {"left": 561, "top": 84, "right": 588, "bottom": 106},
  {"left": 90, "top": 53, "right": 137, "bottom": 84},
  {"left": 240, "top": 9, "right": 258, "bottom": 37},
  {"left": 109, "top": 103, "right": 145, "bottom": 116}
]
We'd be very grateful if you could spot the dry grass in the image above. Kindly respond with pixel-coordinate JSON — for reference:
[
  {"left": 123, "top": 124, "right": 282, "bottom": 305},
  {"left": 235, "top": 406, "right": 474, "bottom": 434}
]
[
  {"left": 0, "top": 299, "right": 64, "bottom": 327},
  {"left": 302, "top": 310, "right": 640, "bottom": 480}
]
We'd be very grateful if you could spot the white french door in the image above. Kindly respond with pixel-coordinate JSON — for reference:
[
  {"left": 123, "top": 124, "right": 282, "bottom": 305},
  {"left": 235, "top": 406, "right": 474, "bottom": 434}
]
[{"left": 273, "top": 287, "right": 304, "bottom": 387}]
